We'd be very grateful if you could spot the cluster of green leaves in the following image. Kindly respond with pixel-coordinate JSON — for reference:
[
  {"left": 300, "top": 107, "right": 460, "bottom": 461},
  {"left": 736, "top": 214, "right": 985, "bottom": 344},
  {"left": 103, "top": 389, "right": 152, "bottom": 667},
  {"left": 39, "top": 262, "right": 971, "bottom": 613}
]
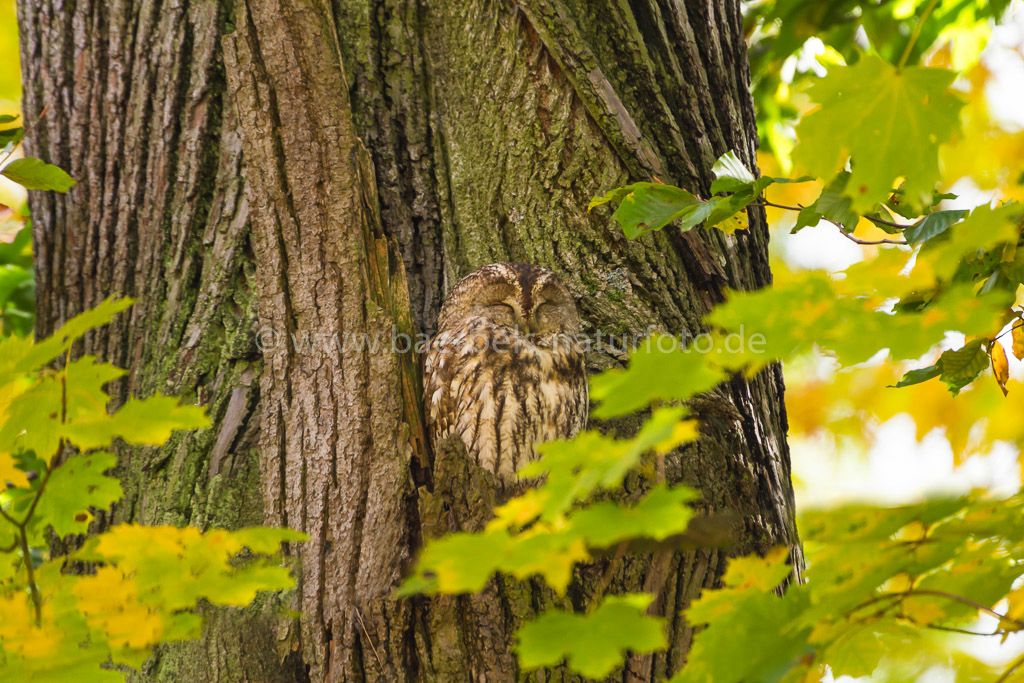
[
  {"left": 405, "top": 4, "right": 1024, "bottom": 680},
  {"left": 0, "top": 299, "right": 305, "bottom": 681},
  {"left": 744, "top": 0, "right": 1012, "bottom": 167},
  {"left": 597, "top": 46, "right": 1024, "bottom": 398},
  {"left": 588, "top": 151, "right": 806, "bottom": 239},
  {"left": 677, "top": 495, "right": 1024, "bottom": 682}
]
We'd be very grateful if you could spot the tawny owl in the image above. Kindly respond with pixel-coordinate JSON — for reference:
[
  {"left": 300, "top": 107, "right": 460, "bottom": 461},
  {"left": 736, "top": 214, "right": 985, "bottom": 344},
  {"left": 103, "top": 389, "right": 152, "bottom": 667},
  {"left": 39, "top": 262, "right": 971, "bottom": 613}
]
[{"left": 424, "top": 263, "right": 588, "bottom": 482}]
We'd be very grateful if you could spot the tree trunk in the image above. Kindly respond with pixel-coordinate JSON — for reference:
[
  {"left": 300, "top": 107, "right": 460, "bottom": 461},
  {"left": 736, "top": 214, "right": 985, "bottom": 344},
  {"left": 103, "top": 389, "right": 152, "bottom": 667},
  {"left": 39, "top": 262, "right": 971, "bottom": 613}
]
[{"left": 17, "top": 0, "right": 799, "bottom": 681}]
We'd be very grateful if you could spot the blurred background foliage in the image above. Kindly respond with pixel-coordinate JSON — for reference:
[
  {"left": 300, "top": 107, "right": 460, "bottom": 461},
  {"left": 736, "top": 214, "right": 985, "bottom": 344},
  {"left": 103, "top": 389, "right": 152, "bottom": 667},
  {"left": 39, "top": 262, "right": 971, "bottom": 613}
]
[
  {"left": 745, "top": 2, "right": 1024, "bottom": 673},
  {"left": 0, "top": 0, "right": 31, "bottom": 337},
  {"left": 748, "top": 0, "right": 1024, "bottom": 501}
]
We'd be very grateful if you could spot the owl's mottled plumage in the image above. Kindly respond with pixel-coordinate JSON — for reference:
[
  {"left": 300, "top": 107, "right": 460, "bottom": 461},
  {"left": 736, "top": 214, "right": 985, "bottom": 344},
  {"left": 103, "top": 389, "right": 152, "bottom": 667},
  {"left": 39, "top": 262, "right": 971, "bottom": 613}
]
[{"left": 424, "top": 263, "right": 588, "bottom": 481}]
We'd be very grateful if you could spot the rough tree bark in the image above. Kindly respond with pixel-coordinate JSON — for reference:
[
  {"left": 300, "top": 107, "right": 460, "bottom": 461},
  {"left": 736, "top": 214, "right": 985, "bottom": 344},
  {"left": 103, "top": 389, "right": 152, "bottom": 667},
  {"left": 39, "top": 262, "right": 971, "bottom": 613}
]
[{"left": 18, "top": 0, "right": 799, "bottom": 681}]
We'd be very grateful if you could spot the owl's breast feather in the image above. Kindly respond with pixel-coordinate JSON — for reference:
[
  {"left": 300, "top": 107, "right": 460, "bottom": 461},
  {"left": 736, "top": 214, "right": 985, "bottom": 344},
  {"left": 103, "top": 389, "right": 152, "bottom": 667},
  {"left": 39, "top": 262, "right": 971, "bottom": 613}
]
[{"left": 423, "top": 321, "right": 587, "bottom": 482}]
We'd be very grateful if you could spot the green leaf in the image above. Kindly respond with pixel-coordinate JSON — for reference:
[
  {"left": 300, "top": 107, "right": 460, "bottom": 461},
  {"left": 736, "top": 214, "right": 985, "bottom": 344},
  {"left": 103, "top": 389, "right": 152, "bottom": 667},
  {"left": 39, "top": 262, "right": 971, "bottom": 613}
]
[
  {"left": 75, "top": 524, "right": 302, "bottom": 612},
  {"left": 514, "top": 408, "right": 698, "bottom": 521},
  {"left": 0, "top": 126, "right": 24, "bottom": 149},
  {"left": 567, "top": 485, "right": 698, "bottom": 548},
  {"left": 1, "top": 157, "right": 76, "bottom": 192},
  {"left": 709, "top": 151, "right": 757, "bottom": 194},
  {"left": 609, "top": 183, "right": 709, "bottom": 238},
  {"left": 935, "top": 340, "right": 990, "bottom": 396},
  {"left": 794, "top": 55, "right": 963, "bottom": 212},
  {"left": 922, "top": 203, "right": 1023, "bottom": 279},
  {"left": 588, "top": 185, "right": 635, "bottom": 211},
  {"left": 892, "top": 363, "right": 941, "bottom": 388},
  {"left": 227, "top": 527, "right": 309, "bottom": 554},
  {"left": 516, "top": 594, "right": 667, "bottom": 678},
  {"left": 34, "top": 451, "right": 123, "bottom": 538},
  {"left": 402, "top": 527, "right": 587, "bottom": 595},
  {"left": 0, "top": 297, "right": 133, "bottom": 382},
  {"left": 677, "top": 582, "right": 809, "bottom": 683},
  {"left": 708, "top": 276, "right": 1006, "bottom": 372},
  {"left": 903, "top": 209, "right": 967, "bottom": 244},
  {"left": 589, "top": 334, "right": 725, "bottom": 419},
  {"left": 721, "top": 547, "right": 794, "bottom": 591},
  {"left": 0, "top": 114, "right": 18, "bottom": 123},
  {"left": 822, "top": 621, "right": 921, "bottom": 679},
  {"left": 792, "top": 172, "right": 859, "bottom": 233},
  {"left": 63, "top": 395, "right": 210, "bottom": 450}
]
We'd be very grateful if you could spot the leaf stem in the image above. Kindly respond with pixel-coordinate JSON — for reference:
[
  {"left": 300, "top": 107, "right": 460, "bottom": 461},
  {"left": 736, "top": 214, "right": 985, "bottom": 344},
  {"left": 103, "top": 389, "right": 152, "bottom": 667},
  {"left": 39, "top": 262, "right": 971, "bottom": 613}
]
[
  {"left": 837, "top": 231, "right": 908, "bottom": 246},
  {"left": 17, "top": 527, "right": 41, "bottom": 626},
  {"left": 4, "top": 352, "right": 73, "bottom": 628},
  {"left": 758, "top": 199, "right": 804, "bottom": 212},
  {"left": 898, "top": 0, "right": 941, "bottom": 69},
  {"left": 922, "top": 622, "right": 1003, "bottom": 637},
  {"left": 997, "top": 652, "right": 1024, "bottom": 683},
  {"left": 906, "top": 589, "right": 1024, "bottom": 628},
  {"left": 994, "top": 319, "right": 1024, "bottom": 343}
]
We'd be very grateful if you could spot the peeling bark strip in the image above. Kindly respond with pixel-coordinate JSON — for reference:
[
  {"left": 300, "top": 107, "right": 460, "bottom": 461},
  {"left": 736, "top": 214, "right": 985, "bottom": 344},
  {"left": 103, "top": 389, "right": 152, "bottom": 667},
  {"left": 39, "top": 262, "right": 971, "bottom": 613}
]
[{"left": 20, "top": 0, "right": 799, "bottom": 681}]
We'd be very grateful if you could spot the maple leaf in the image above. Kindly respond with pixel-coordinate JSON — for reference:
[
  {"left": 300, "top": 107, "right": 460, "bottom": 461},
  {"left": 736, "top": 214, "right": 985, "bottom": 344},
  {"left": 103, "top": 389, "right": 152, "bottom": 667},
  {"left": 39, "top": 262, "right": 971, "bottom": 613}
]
[
  {"left": 794, "top": 55, "right": 963, "bottom": 212},
  {"left": 516, "top": 594, "right": 667, "bottom": 679}
]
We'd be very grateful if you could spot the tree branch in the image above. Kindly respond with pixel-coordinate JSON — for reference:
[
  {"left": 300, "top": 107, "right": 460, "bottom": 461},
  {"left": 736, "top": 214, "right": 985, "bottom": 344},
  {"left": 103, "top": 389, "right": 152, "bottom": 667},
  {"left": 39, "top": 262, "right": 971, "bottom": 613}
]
[{"left": 755, "top": 199, "right": 909, "bottom": 245}]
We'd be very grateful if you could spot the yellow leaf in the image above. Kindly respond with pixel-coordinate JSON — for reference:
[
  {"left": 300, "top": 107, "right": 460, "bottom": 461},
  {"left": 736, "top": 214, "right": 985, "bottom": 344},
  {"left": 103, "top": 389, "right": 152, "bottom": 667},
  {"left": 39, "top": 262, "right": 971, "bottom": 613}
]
[
  {"left": 1013, "top": 324, "right": 1024, "bottom": 361},
  {"left": 722, "top": 546, "right": 792, "bottom": 591},
  {"left": 903, "top": 597, "right": 947, "bottom": 625},
  {"left": 991, "top": 340, "right": 1009, "bottom": 397},
  {"left": 0, "top": 451, "right": 28, "bottom": 487},
  {"left": 491, "top": 490, "right": 548, "bottom": 529},
  {"left": 654, "top": 420, "right": 699, "bottom": 455},
  {"left": 0, "top": 376, "right": 31, "bottom": 487},
  {"left": 1007, "top": 586, "right": 1024, "bottom": 623},
  {"left": 0, "top": 593, "right": 60, "bottom": 658},
  {"left": 74, "top": 566, "right": 164, "bottom": 649}
]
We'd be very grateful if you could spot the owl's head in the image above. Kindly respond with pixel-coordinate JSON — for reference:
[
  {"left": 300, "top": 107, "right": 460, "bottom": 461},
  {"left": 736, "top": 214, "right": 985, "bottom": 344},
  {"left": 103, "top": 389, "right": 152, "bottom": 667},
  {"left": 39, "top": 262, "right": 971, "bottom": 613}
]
[{"left": 436, "top": 263, "right": 581, "bottom": 341}]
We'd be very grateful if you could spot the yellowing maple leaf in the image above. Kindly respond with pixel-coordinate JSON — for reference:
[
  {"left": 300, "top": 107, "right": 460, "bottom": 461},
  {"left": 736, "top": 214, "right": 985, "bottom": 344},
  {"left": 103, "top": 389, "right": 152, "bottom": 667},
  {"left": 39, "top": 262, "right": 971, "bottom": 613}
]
[
  {"left": 74, "top": 567, "right": 164, "bottom": 649},
  {"left": 991, "top": 340, "right": 1010, "bottom": 396}
]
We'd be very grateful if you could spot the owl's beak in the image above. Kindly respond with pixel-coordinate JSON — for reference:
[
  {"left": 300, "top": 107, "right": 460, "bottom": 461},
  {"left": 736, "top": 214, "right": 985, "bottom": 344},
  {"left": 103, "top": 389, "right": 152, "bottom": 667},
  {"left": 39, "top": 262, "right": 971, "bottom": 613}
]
[
  {"left": 518, "top": 316, "right": 537, "bottom": 335},
  {"left": 524, "top": 312, "right": 541, "bottom": 335}
]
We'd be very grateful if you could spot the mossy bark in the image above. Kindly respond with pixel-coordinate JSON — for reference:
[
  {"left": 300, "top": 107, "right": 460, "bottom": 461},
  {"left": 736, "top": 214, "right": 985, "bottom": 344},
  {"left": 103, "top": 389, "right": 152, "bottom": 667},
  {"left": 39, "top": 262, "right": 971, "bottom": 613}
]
[{"left": 18, "top": 0, "right": 799, "bottom": 681}]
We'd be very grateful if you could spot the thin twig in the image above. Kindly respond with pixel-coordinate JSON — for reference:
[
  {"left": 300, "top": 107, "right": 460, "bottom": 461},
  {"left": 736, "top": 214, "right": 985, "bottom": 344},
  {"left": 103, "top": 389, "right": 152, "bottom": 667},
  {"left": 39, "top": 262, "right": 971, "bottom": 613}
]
[
  {"left": 838, "top": 231, "right": 909, "bottom": 246},
  {"left": 994, "top": 319, "right": 1024, "bottom": 342},
  {"left": 18, "top": 527, "right": 41, "bottom": 624},
  {"left": 907, "top": 589, "right": 1024, "bottom": 629},
  {"left": 758, "top": 200, "right": 804, "bottom": 212},
  {"left": 755, "top": 199, "right": 910, "bottom": 245},
  {"left": 354, "top": 607, "right": 385, "bottom": 675},
  {"left": 15, "top": 353, "right": 71, "bottom": 627},
  {"left": 0, "top": 506, "right": 19, "bottom": 527},
  {"left": 852, "top": 589, "right": 1024, "bottom": 631},
  {"left": 923, "top": 622, "right": 1003, "bottom": 637}
]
